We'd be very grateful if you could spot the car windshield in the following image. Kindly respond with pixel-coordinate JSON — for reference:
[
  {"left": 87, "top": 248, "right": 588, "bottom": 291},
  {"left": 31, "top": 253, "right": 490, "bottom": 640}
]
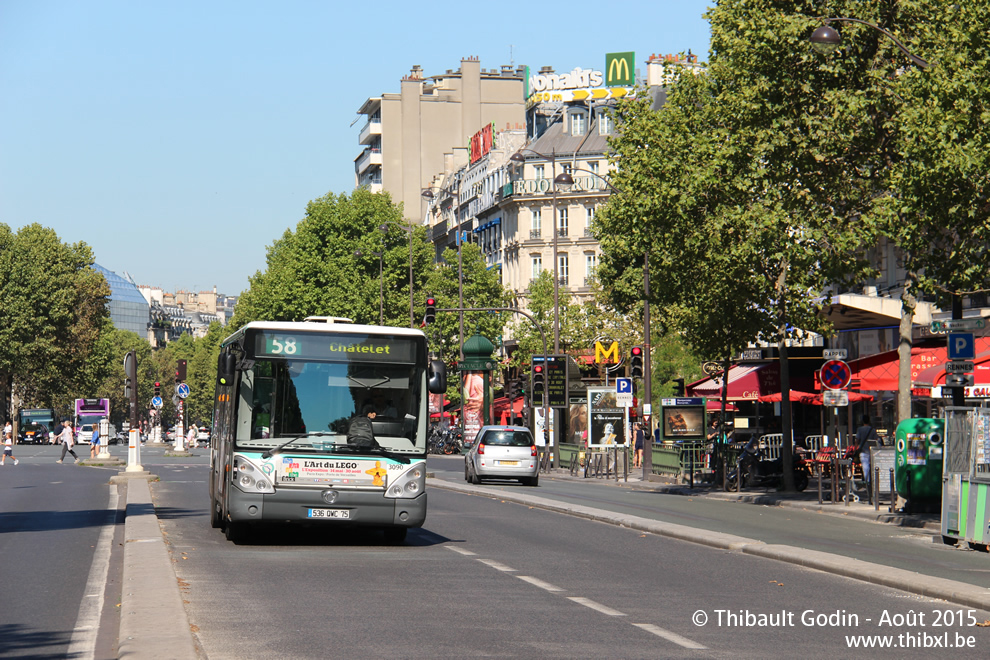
[
  {"left": 233, "top": 356, "right": 428, "bottom": 455},
  {"left": 482, "top": 431, "right": 533, "bottom": 447}
]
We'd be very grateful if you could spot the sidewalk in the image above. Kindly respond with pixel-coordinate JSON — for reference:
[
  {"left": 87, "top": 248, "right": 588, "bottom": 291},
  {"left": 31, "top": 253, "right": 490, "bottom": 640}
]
[{"left": 544, "top": 465, "right": 941, "bottom": 532}]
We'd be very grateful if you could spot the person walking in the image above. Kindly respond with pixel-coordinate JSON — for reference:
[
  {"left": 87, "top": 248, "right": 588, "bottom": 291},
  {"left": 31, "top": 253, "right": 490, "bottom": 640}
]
[
  {"left": 633, "top": 422, "right": 645, "bottom": 468},
  {"left": 56, "top": 419, "right": 79, "bottom": 463},
  {"left": 186, "top": 423, "right": 199, "bottom": 450},
  {"left": 854, "top": 414, "right": 879, "bottom": 492},
  {"left": 2, "top": 430, "right": 19, "bottom": 465},
  {"left": 90, "top": 422, "right": 101, "bottom": 458}
]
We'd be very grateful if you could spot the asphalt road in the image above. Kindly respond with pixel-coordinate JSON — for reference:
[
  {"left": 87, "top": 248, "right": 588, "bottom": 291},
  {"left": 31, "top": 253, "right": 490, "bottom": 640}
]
[
  {"left": 152, "top": 458, "right": 990, "bottom": 659},
  {"left": 427, "top": 455, "right": 990, "bottom": 589}
]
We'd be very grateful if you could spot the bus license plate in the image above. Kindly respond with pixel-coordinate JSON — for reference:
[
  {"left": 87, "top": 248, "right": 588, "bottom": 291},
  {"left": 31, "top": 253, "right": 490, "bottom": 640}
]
[
  {"left": 308, "top": 508, "right": 350, "bottom": 519},
  {"left": 496, "top": 460, "right": 520, "bottom": 466}
]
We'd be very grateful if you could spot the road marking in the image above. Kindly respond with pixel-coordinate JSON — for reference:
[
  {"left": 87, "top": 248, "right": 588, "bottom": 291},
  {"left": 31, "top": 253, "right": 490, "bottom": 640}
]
[
  {"left": 516, "top": 575, "right": 564, "bottom": 592},
  {"left": 446, "top": 546, "right": 477, "bottom": 556},
  {"left": 65, "top": 484, "right": 118, "bottom": 659},
  {"left": 567, "top": 597, "right": 626, "bottom": 616},
  {"left": 477, "top": 558, "right": 516, "bottom": 572},
  {"left": 631, "top": 623, "right": 707, "bottom": 649}
]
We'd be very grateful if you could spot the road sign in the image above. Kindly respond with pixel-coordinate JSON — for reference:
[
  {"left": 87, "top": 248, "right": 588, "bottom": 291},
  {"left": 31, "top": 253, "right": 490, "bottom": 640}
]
[
  {"left": 176, "top": 383, "right": 190, "bottom": 399},
  {"left": 948, "top": 333, "right": 976, "bottom": 360},
  {"left": 945, "top": 361, "right": 975, "bottom": 374},
  {"left": 151, "top": 395, "right": 163, "bottom": 409},
  {"left": 615, "top": 377, "right": 633, "bottom": 407},
  {"left": 946, "top": 373, "right": 974, "bottom": 387},
  {"left": 822, "top": 390, "right": 849, "bottom": 406},
  {"left": 820, "top": 360, "right": 852, "bottom": 390},
  {"left": 823, "top": 349, "right": 847, "bottom": 360},
  {"left": 930, "top": 318, "right": 986, "bottom": 333}
]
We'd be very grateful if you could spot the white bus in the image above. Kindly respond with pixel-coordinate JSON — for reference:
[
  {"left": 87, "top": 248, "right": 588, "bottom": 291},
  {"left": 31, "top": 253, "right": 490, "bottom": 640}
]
[{"left": 209, "top": 317, "right": 447, "bottom": 544}]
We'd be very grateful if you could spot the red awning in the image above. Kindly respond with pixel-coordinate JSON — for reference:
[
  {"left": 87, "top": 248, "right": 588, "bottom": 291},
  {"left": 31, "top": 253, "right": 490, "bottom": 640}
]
[
  {"left": 759, "top": 390, "right": 874, "bottom": 405},
  {"left": 688, "top": 363, "right": 781, "bottom": 401},
  {"left": 493, "top": 396, "right": 525, "bottom": 415},
  {"left": 758, "top": 390, "right": 819, "bottom": 403},
  {"left": 848, "top": 337, "right": 990, "bottom": 391},
  {"left": 913, "top": 350, "right": 990, "bottom": 392},
  {"left": 705, "top": 400, "right": 738, "bottom": 412}
]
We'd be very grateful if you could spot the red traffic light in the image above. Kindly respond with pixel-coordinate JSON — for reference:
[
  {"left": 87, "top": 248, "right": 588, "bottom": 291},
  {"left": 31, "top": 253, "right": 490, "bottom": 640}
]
[
  {"left": 426, "top": 297, "right": 436, "bottom": 306},
  {"left": 533, "top": 365, "right": 544, "bottom": 374},
  {"left": 631, "top": 346, "right": 643, "bottom": 357}
]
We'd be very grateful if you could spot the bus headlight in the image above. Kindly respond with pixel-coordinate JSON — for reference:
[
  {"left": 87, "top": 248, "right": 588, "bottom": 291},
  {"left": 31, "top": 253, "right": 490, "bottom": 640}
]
[
  {"left": 233, "top": 457, "right": 275, "bottom": 494},
  {"left": 385, "top": 464, "right": 425, "bottom": 499}
]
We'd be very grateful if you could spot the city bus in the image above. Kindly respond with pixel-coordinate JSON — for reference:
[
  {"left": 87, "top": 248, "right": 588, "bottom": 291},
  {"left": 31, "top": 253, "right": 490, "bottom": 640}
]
[
  {"left": 18, "top": 408, "right": 56, "bottom": 443},
  {"left": 209, "top": 317, "right": 447, "bottom": 544},
  {"left": 74, "top": 398, "right": 110, "bottom": 443}
]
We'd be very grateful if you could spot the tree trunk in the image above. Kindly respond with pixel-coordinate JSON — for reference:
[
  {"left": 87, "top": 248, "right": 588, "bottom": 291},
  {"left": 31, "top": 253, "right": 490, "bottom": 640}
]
[
  {"left": 897, "top": 283, "right": 916, "bottom": 425},
  {"left": 777, "top": 266, "right": 795, "bottom": 491}
]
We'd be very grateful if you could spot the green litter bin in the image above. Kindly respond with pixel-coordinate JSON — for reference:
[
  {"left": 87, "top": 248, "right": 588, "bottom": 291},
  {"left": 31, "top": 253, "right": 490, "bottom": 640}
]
[{"left": 894, "top": 418, "right": 944, "bottom": 509}]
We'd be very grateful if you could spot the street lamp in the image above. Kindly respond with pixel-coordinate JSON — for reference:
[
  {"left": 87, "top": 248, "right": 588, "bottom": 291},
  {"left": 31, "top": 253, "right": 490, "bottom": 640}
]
[
  {"left": 810, "top": 18, "right": 930, "bottom": 68},
  {"left": 509, "top": 148, "right": 574, "bottom": 355}
]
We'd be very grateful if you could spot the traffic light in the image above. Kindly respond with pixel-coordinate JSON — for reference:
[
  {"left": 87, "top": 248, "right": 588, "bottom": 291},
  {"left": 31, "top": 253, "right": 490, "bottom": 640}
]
[
  {"left": 154, "top": 382, "right": 161, "bottom": 397},
  {"left": 175, "top": 359, "right": 187, "bottom": 381},
  {"left": 531, "top": 364, "right": 545, "bottom": 404},
  {"left": 124, "top": 376, "right": 133, "bottom": 400},
  {"left": 673, "top": 377, "right": 685, "bottom": 397},
  {"left": 424, "top": 297, "right": 436, "bottom": 325},
  {"left": 630, "top": 346, "right": 644, "bottom": 379}
]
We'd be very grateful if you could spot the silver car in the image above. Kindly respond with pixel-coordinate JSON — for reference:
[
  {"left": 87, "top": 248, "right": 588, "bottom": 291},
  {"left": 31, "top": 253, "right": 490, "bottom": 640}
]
[{"left": 464, "top": 425, "right": 539, "bottom": 486}]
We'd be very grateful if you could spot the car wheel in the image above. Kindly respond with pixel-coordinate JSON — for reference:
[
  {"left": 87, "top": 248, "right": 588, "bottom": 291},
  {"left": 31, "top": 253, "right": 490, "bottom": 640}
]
[
  {"left": 522, "top": 476, "right": 539, "bottom": 487},
  {"left": 464, "top": 463, "right": 470, "bottom": 483},
  {"left": 209, "top": 474, "right": 223, "bottom": 529}
]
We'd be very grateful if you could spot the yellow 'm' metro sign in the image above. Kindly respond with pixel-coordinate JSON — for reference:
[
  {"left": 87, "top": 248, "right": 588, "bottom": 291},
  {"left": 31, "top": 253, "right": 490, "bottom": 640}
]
[
  {"left": 606, "top": 52, "right": 635, "bottom": 87},
  {"left": 595, "top": 341, "right": 620, "bottom": 364}
]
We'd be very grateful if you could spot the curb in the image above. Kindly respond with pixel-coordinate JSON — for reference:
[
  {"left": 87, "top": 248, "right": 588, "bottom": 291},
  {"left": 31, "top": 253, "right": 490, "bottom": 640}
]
[
  {"left": 429, "top": 477, "right": 990, "bottom": 611},
  {"left": 118, "top": 478, "right": 199, "bottom": 659}
]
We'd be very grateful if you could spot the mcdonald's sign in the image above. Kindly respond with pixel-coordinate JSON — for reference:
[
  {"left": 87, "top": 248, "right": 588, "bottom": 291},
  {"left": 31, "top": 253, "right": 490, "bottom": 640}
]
[
  {"left": 605, "top": 52, "right": 635, "bottom": 87},
  {"left": 595, "top": 341, "right": 620, "bottom": 364}
]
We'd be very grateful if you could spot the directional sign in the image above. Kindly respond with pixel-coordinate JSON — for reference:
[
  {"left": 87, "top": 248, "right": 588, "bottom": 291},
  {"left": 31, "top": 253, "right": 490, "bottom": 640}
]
[
  {"left": 151, "top": 395, "right": 164, "bottom": 409},
  {"left": 820, "top": 360, "right": 852, "bottom": 390},
  {"left": 615, "top": 377, "right": 633, "bottom": 407},
  {"left": 930, "top": 318, "right": 986, "bottom": 333},
  {"left": 823, "top": 349, "right": 847, "bottom": 360},
  {"left": 176, "top": 383, "right": 190, "bottom": 399},
  {"left": 948, "top": 333, "right": 976, "bottom": 360},
  {"left": 945, "top": 361, "right": 975, "bottom": 374},
  {"left": 946, "top": 373, "right": 974, "bottom": 387}
]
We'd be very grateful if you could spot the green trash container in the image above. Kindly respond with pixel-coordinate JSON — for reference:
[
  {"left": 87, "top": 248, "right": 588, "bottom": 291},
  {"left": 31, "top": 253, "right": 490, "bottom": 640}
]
[{"left": 894, "top": 418, "right": 944, "bottom": 509}]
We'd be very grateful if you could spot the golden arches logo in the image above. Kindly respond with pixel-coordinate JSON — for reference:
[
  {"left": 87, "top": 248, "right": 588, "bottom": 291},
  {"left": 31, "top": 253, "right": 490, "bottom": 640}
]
[
  {"left": 605, "top": 52, "right": 634, "bottom": 87},
  {"left": 608, "top": 58, "right": 629, "bottom": 82}
]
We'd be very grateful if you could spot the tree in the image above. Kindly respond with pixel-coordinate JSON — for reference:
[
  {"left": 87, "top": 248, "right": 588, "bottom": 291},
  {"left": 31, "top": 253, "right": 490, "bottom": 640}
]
[
  {"left": 232, "top": 188, "right": 435, "bottom": 329},
  {"left": 0, "top": 223, "right": 110, "bottom": 418},
  {"left": 596, "top": 1, "right": 907, "bottom": 488}
]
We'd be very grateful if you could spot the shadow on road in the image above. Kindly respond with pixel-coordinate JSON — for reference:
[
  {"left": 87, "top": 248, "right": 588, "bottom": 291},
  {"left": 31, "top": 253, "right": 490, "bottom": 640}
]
[
  {"left": 0, "top": 509, "right": 116, "bottom": 534},
  {"left": 0, "top": 623, "right": 74, "bottom": 659}
]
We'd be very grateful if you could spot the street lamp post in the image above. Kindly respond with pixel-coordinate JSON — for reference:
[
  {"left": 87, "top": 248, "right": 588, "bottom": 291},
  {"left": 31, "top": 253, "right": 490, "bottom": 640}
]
[
  {"left": 810, "top": 18, "right": 930, "bottom": 68},
  {"left": 510, "top": 149, "right": 573, "bottom": 356}
]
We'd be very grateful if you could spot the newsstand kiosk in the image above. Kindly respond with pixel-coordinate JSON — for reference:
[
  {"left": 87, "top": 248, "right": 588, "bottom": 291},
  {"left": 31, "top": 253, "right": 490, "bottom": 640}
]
[{"left": 940, "top": 407, "right": 990, "bottom": 549}]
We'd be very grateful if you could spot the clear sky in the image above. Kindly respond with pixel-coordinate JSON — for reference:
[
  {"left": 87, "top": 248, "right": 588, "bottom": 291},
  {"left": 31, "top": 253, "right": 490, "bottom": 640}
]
[{"left": 0, "top": 0, "right": 712, "bottom": 296}]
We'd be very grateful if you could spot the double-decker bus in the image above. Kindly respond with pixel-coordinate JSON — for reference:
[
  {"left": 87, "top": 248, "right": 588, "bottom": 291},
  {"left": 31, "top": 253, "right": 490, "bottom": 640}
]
[
  {"left": 74, "top": 398, "right": 110, "bottom": 443},
  {"left": 209, "top": 317, "right": 447, "bottom": 544}
]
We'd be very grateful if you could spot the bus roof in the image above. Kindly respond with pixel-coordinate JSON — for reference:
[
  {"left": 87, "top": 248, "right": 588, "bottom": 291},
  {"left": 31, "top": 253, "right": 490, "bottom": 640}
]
[{"left": 221, "top": 319, "right": 427, "bottom": 349}]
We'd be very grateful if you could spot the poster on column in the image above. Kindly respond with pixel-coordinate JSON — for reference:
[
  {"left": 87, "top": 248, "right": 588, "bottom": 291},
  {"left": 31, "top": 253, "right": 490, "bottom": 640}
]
[
  {"left": 534, "top": 407, "right": 554, "bottom": 447},
  {"left": 588, "top": 387, "right": 624, "bottom": 448},
  {"left": 462, "top": 371, "right": 485, "bottom": 446}
]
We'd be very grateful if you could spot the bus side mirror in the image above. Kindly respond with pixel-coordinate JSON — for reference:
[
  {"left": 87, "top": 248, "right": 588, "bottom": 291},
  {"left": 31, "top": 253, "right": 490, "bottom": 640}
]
[
  {"left": 428, "top": 359, "right": 447, "bottom": 394},
  {"left": 217, "top": 352, "right": 237, "bottom": 387}
]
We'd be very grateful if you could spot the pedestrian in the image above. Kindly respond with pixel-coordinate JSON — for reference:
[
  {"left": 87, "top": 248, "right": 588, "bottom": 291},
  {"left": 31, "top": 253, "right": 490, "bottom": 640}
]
[
  {"left": 633, "top": 422, "right": 644, "bottom": 468},
  {"left": 2, "top": 430, "right": 18, "bottom": 466},
  {"left": 854, "top": 414, "right": 879, "bottom": 491},
  {"left": 56, "top": 419, "right": 79, "bottom": 463},
  {"left": 186, "top": 423, "right": 198, "bottom": 450},
  {"left": 90, "top": 422, "right": 101, "bottom": 458}
]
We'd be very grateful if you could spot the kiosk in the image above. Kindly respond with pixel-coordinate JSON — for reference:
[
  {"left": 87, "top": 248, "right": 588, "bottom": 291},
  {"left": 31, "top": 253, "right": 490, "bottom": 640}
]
[{"left": 940, "top": 408, "right": 990, "bottom": 549}]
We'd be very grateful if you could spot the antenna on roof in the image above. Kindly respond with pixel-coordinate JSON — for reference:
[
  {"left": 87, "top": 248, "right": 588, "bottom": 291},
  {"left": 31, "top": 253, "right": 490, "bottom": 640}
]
[{"left": 509, "top": 44, "right": 514, "bottom": 67}]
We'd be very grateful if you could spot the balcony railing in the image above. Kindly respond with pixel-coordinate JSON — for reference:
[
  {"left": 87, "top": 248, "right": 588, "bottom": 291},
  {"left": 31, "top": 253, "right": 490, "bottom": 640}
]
[
  {"left": 529, "top": 229, "right": 542, "bottom": 239},
  {"left": 358, "top": 117, "right": 382, "bottom": 145},
  {"left": 557, "top": 227, "right": 568, "bottom": 237}
]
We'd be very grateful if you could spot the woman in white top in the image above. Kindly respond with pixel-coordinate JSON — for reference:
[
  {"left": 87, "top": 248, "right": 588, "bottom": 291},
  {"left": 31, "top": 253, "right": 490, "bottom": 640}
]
[{"left": 56, "top": 420, "right": 79, "bottom": 463}]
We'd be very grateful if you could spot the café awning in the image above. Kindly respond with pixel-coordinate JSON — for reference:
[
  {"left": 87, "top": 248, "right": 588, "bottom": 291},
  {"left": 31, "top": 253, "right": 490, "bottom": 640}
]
[{"left": 688, "top": 363, "right": 780, "bottom": 401}]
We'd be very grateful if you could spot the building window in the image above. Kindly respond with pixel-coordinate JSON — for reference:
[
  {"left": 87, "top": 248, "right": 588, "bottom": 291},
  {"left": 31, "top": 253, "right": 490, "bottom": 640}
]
[
  {"left": 532, "top": 209, "right": 541, "bottom": 232},
  {"left": 558, "top": 207, "right": 568, "bottom": 236},
  {"left": 598, "top": 113, "right": 613, "bottom": 135},
  {"left": 558, "top": 254, "right": 569, "bottom": 285},
  {"left": 586, "top": 206, "right": 595, "bottom": 227},
  {"left": 561, "top": 162, "right": 573, "bottom": 176},
  {"left": 534, "top": 164, "right": 545, "bottom": 180},
  {"left": 570, "top": 112, "right": 587, "bottom": 136},
  {"left": 531, "top": 255, "right": 543, "bottom": 279},
  {"left": 585, "top": 253, "right": 597, "bottom": 281},
  {"left": 590, "top": 161, "right": 599, "bottom": 175}
]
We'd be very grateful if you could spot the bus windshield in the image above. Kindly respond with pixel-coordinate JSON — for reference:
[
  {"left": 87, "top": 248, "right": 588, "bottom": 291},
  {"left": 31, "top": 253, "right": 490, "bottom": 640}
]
[{"left": 233, "top": 355, "right": 427, "bottom": 455}]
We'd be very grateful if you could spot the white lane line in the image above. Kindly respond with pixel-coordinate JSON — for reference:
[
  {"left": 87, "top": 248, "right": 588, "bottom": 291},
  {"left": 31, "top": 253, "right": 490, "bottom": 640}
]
[
  {"left": 516, "top": 575, "right": 564, "bottom": 592},
  {"left": 631, "top": 623, "right": 707, "bottom": 650},
  {"left": 65, "top": 484, "right": 118, "bottom": 660},
  {"left": 567, "top": 597, "right": 626, "bottom": 616},
  {"left": 477, "top": 558, "right": 517, "bottom": 572},
  {"left": 446, "top": 546, "right": 477, "bottom": 556}
]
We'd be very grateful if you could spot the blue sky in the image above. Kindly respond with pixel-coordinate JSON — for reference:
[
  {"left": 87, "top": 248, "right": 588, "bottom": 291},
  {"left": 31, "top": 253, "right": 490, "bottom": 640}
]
[{"left": 0, "top": 0, "right": 712, "bottom": 296}]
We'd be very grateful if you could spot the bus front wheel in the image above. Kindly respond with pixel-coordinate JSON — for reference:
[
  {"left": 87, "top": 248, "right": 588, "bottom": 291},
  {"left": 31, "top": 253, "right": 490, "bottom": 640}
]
[
  {"left": 383, "top": 527, "right": 407, "bottom": 545},
  {"left": 225, "top": 521, "right": 248, "bottom": 544}
]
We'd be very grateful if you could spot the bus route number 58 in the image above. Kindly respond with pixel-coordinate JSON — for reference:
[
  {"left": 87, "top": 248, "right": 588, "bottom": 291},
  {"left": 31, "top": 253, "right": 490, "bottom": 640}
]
[{"left": 267, "top": 336, "right": 298, "bottom": 355}]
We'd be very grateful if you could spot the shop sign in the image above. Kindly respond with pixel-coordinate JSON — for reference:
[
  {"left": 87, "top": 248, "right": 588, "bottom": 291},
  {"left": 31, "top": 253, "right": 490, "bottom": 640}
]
[
  {"left": 510, "top": 176, "right": 609, "bottom": 196},
  {"left": 529, "top": 67, "right": 604, "bottom": 95}
]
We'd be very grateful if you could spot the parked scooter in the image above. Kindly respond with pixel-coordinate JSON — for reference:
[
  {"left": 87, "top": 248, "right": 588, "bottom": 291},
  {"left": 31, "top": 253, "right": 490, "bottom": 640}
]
[{"left": 725, "top": 437, "right": 810, "bottom": 492}]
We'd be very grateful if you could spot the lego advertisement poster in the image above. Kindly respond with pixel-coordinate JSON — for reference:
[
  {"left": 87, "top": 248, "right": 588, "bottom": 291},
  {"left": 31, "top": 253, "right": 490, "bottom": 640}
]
[{"left": 588, "top": 387, "right": 624, "bottom": 448}]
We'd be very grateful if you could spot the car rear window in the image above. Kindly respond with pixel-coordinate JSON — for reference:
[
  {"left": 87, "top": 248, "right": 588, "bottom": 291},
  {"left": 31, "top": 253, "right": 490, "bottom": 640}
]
[{"left": 483, "top": 431, "right": 533, "bottom": 447}]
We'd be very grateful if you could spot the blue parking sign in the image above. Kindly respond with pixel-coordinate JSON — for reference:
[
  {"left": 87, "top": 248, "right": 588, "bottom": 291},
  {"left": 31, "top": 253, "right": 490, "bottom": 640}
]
[
  {"left": 616, "top": 378, "right": 632, "bottom": 394},
  {"left": 948, "top": 333, "right": 975, "bottom": 360}
]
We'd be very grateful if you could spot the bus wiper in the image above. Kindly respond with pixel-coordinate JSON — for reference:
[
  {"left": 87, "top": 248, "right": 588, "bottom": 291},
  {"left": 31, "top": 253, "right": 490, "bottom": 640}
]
[
  {"left": 332, "top": 444, "right": 410, "bottom": 464},
  {"left": 261, "top": 432, "right": 333, "bottom": 459}
]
